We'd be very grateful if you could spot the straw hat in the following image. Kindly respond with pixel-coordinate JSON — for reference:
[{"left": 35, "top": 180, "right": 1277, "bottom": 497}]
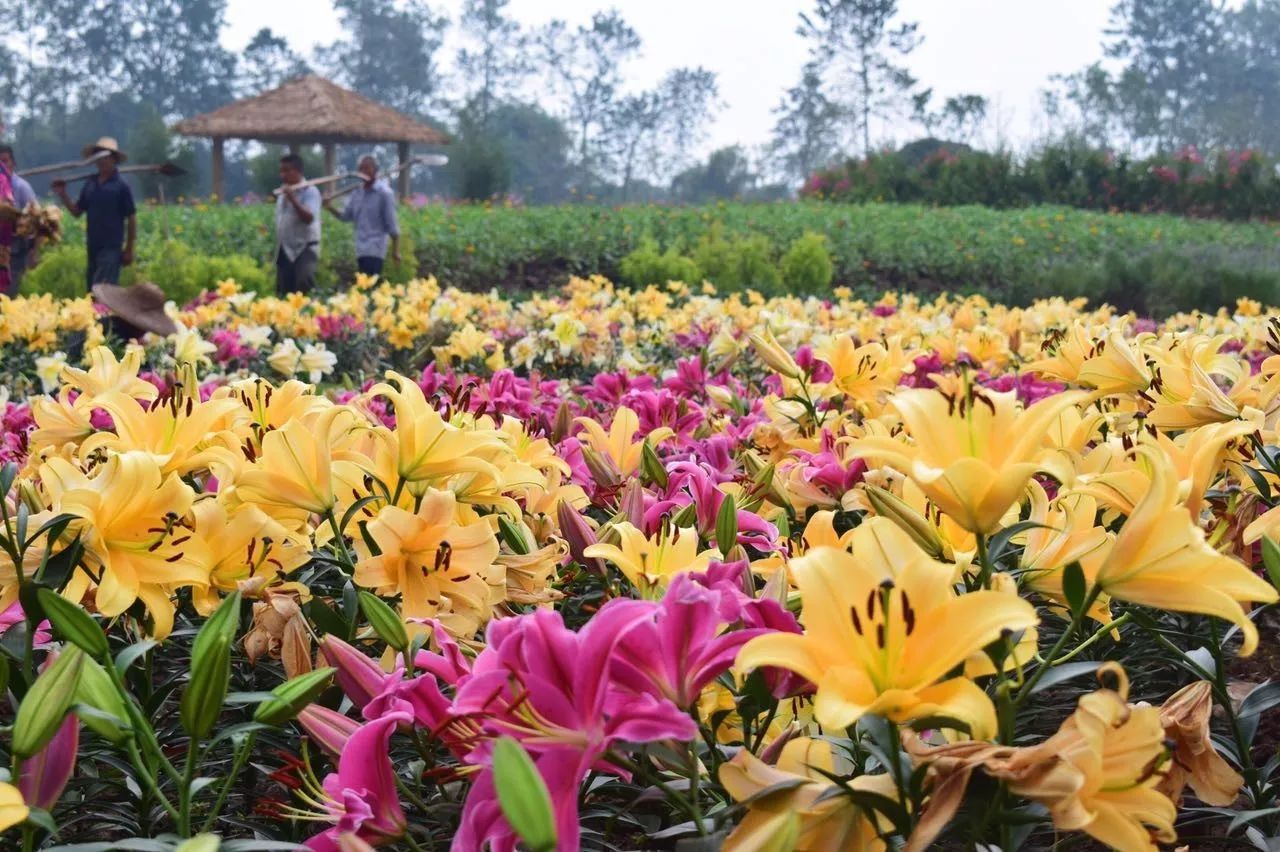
[
  {"left": 92, "top": 282, "right": 177, "bottom": 337},
  {"left": 81, "top": 136, "right": 128, "bottom": 163}
]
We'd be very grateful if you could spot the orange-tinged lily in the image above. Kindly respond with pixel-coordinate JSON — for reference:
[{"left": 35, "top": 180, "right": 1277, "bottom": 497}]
[
  {"left": 849, "top": 386, "right": 1086, "bottom": 534},
  {"left": 736, "top": 545, "right": 1038, "bottom": 738},
  {"left": 1095, "top": 447, "right": 1278, "bottom": 655},
  {"left": 1001, "top": 665, "right": 1177, "bottom": 851},
  {"left": 353, "top": 488, "right": 501, "bottom": 636},
  {"left": 720, "top": 737, "right": 894, "bottom": 851},
  {"left": 583, "top": 521, "right": 716, "bottom": 597},
  {"left": 1018, "top": 482, "right": 1114, "bottom": 624},
  {"left": 1157, "top": 681, "right": 1243, "bottom": 807},
  {"left": 40, "top": 452, "right": 210, "bottom": 638},
  {"left": 1028, "top": 324, "right": 1151, "bottom": 394}
]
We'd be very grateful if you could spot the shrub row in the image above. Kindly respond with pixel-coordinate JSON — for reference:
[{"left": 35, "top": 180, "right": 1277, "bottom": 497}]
[{"left": 804, "top": 141, "right": 1280, "bottom": 220}]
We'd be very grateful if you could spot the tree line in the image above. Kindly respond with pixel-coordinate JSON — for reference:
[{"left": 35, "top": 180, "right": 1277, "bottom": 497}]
[{"left": 3, "top": 0, "right": 1279, "bottom": 203}]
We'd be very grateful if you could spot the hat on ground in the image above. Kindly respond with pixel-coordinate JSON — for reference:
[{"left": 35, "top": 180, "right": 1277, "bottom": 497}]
[
  {"left": 92, "top": 282, "right": 177, "bottom": 337},
  {"left": 81, "top": 136, "right": 128, "bottom": 163}
]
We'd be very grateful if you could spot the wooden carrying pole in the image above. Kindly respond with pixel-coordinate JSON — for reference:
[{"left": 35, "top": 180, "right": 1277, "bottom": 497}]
[
  {"left": 19, "top": 149, "right": 112, "bottom": 177},
  {"left": 321, "top": 155, "right": 445, "bottom": 203}
]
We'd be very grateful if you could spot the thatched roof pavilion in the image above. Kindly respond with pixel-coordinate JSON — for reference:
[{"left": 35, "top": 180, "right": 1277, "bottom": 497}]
[{"left": 173, "top": 75, "right": 448, "bottom": 200}]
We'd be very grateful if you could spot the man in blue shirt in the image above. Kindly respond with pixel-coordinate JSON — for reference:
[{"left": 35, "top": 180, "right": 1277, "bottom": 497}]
[
  {"left": 275, "top": 153, "right": 321, "bottom": 295},
  {"left": 324, "top": 155, "right": 401, "bottom": 280},
  {"left": 51, "top": 137, "right": 137, "bottom": 291},
  {"left": 0, "top": 146, "right": 38, "bottom": 287}
]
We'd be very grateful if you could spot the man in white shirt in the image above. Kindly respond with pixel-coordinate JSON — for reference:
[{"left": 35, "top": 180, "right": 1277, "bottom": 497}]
[{"left": 275, "top": 153, "right": 321, "bottom": 295}]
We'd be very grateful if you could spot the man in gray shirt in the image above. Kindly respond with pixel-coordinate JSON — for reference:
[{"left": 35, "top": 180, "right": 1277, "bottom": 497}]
[
  {"left": 275, "top": 153, "right": 321, "bottom": 295},
  {"left": 324, "top": 155, "right": 401, "bottom": 280},
  {"left": 0, "top": 145, "right": 38, "bottom": 287}
]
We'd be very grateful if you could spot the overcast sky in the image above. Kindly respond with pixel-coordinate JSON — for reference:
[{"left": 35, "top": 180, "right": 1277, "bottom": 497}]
[{"left": 223, "top": 0, "right": 1115, "bottom": 155}]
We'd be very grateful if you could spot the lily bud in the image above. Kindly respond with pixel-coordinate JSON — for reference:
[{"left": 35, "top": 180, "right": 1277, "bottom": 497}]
[
  {"left": 181, "top": 592, "right": 241, "bottom": 740},
  {"left": 556, "top": 500, "right": 605, "bottom": 575},
  {"left": 19, "top": 713, "right": 78, "bottom": 810},
  {"left": 864, "top": 485, "right": 946, "bottom": 560},
  {"left": 298, "top": 704, "right": 362, "bottom": 760},
  {"left": 580, "top": 446, "right": 621, "bottom": 490},
  {"left": 640, "top": 441, "right": 668, "bottom": 489},
  {"left": 319, "top": 635, "right": 390, "bottom": 710},
  {"left": 74, "top": 656, "right": 131, "bottom": 745},
  {"left": 551, "top": 401, "right": 573, "bottom": 445},
  {"left": 747, "top": 329, "right": 801, "bottom": 379},
  {"left": 358, "top": 591, "right": 410, "bottom": 654},
  {"left": 13, "top": 648, "right": 84, "bottom": 759},
  {"left": 705, "top": 384, "right": 736, "bottom": 409},
  {"left": 618, "top": 480, "right": 647, "bottom": 529},
  {"left": 255, "top": 667, "right": 336, "bottom": 727}
]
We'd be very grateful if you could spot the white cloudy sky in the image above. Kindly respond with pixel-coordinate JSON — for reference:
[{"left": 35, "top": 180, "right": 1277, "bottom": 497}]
[{"left": 223, "top": 0, "right": 1115, "bottom": 154}]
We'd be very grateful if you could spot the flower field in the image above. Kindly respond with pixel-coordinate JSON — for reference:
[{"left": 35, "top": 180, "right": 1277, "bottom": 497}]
[{"left": 1, "top": 276, "right": 1279, "bottom": 850}]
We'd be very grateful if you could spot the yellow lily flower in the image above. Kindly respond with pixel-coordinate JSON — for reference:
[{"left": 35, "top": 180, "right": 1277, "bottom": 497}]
[
  {"left": 190, "top": 498, "right": 310, "bottom": 613},
  {"left": 78, "top": 391, "right": 243, "bottom": 478},
  {"left": 574, "top": 407, "right": 673, "bottom": 477},
  {"left": 1096, "top": 447, "right": 1278, "bottom": 655},
  {"left": 720, "top": 737, "right": 894, "bottom": 851},
  {"left": 365, "top": 372, "right": 505, "bottom": 491},
  {"left": 236, "top": 409, "right": 351, "bottom": 517},
  {"left": 353, "top": 489, "right": 501, "bottom": 637},
  {"left": 0, "top": 782, "right": 27, "bottom": 833},
  {"left": 584, "top": 521, "right": 716, "bottom": 597},
  {"left": 60, "top": 344, "right": 158, "bottom": 402},
  {"left": 40, "top": 452, "right": 210, "bottom": 638},
  {"left": 1027, "top": 324, "right": 1151, "bottom": 394},
  {"left": 1018, "top": 482, "right": 1113, "bottom": 624},
  {"left": 736, "top": 545, "right": 1038, "bottom": 738},
  {"left": 849, "top": 386, "right": 1086, "bottom": 534}
]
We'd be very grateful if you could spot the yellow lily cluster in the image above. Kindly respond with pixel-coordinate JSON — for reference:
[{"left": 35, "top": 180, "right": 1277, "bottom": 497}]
[{"left": 6, "top": 346, "right": 579, "bottom": 642}]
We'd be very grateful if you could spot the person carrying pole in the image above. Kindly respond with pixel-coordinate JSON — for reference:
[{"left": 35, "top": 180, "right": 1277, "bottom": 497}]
[
  {"left": 50, "top": 137, "right": 137, "bottom": 290},
  {"left": 323, "top": 154, "right": 401, "bottom": 281}
]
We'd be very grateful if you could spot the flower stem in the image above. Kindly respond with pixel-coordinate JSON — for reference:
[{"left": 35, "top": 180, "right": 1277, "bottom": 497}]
[
  {"left": 1014, "top": 585, "right": 1101, "bottom": 709},
  {"left": 199, "top": 731, "right": 257, "bottom": 834}
]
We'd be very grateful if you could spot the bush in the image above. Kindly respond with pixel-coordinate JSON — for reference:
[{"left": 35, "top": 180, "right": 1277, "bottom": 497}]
[
  {"left": 780, "top": 232, "right": 835, "bottom": 294},
  {"left": 618, "top": 237, "right": 701, "bottom": 286},
  {"left": 735, "top": 233, "right": 781, "bottom": 292},
  {"left": 19, "top": 244, "right": 87, "bottom": 298}
]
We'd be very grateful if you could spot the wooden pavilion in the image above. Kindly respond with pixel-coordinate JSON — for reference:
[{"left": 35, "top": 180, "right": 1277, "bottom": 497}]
[{"left": 172, "top": 75, "right": 448, "bottom": 200}]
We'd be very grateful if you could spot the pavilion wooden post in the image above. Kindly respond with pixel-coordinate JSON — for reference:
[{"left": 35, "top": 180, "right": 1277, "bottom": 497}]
[
  {"left": 211, "top": 137, "right": 225, "bottom": 202},
  {"left": 397, "top": 142, "right": 410, "bottom": 199},
  {"left": 323, "top": 142, "right": 337, "bottom": 177}
]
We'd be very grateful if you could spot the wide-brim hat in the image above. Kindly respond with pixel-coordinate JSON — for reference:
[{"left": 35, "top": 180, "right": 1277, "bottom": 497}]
[
  {"left": 92, "top": 282, "right": 177, "bottom": 337},
  {"left": 81, "top": 136, "right": 128, "bottom": 163}
]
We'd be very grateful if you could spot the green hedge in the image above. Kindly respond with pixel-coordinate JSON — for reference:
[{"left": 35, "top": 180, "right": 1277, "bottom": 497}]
[{"left": 35, "top": 200, "right": 1280, "bottom": 315}]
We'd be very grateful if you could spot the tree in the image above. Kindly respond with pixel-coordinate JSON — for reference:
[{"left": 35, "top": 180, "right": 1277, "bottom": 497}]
[
  {"left": 604, "top": 67, "right": 720, "bottom": 199},
  {"left": 1102, "top": 0, "right": 1225, "bottom": 150},
  {"left": 912, "top": 92, "right": 988, "bottom": 143},
  {"left": 454, "top": 0, "right": 527, "bottom": 130},
  {"left": 798, "top": 0, "right": 921, "bottom": 155},
  {"left": 321, "top": 0, "right": 449, "bottom": 117},
  {"left": 238, "top": 27, "right": 310, "bottom": 96},
  {"left": 4, "top": 0, "right": 236, "bottom": 120},
  {"left": 770, "top": 63, "right": 844, "bottom": 184},
  {"left": 670, "top": 146, "right": 758, "bottom": 202},
  {"left": 536, "top": 10, "right": 641, "bottom": 188},
  {"left": 488, "top": 102, "right": 574, "bottom": 203}
]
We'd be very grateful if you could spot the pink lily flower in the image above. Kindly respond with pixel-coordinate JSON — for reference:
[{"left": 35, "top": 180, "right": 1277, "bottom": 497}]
[
  {"left": 303, "top": 712, "right": 409, "bottom": 852},
  {"left": 450, "top": 605, "right": 697, "bottom": 852},
  {"left": 612, "top": 574, "right": 769, "bottom": 709}
]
